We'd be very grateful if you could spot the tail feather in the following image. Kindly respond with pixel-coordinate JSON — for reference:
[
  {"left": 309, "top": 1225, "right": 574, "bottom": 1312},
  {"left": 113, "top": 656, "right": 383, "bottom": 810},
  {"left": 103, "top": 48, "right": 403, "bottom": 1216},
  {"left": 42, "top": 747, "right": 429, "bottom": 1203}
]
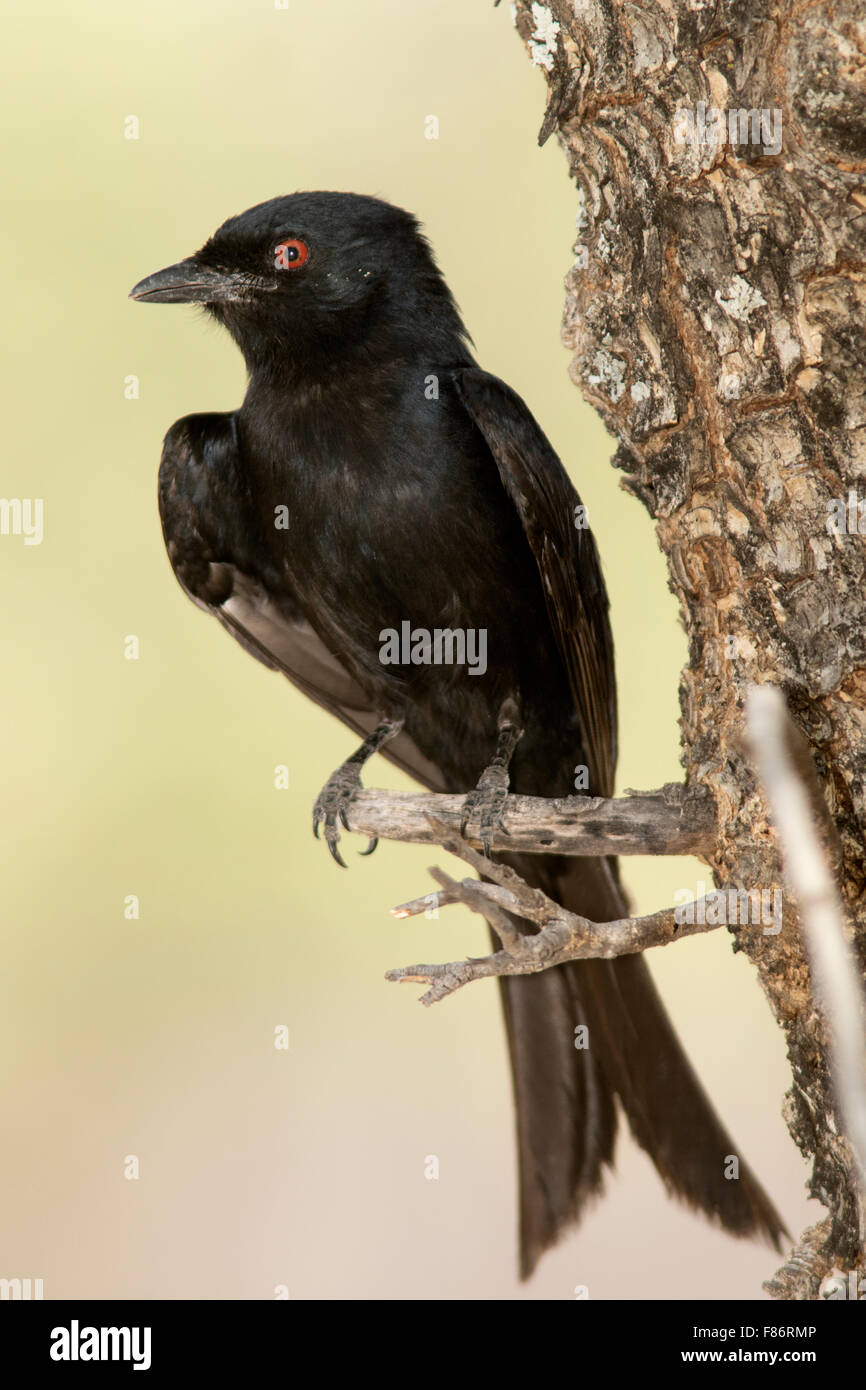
[
  {"left": 577, "top": 953, "right": 788, "bottom": 1246},
  {"left": 499, "top": 963, "right": 616, "bottom": 1278},
  {"left": 496, "top": 853, "right": 788, "bottom": 1278}
]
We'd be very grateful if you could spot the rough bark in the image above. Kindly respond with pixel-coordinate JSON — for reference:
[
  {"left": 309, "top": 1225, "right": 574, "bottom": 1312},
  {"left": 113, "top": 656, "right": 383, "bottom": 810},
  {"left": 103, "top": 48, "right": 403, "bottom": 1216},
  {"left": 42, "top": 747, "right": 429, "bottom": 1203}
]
[
  {"left": 345, "top": 782, "right": 715, "bottom": 854},
  {"left": 509, "top": 0, "right": 866, "bottom": 1294}
]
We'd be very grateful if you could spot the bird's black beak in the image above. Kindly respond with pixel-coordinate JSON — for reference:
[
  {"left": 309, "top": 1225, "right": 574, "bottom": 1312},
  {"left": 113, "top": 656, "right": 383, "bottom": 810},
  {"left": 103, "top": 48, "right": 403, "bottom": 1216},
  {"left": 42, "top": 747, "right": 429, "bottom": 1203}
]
[{"left": 129, "top": 258, "right": 251, "bottom": 304}]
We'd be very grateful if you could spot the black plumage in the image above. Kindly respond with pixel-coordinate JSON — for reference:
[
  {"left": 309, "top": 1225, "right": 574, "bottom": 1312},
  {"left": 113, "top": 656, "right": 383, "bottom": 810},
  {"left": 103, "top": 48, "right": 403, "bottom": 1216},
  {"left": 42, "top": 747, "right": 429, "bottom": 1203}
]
[{"left": 131, "top": 192, "right": 787, "bottom": 1276}]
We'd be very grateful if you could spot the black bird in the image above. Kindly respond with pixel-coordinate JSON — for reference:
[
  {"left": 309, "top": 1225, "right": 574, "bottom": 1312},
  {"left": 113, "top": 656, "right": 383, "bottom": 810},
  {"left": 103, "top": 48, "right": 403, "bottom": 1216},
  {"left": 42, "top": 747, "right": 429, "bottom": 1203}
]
[{"left": 131, "top": 192, "right": 787, "bottom": 1277}]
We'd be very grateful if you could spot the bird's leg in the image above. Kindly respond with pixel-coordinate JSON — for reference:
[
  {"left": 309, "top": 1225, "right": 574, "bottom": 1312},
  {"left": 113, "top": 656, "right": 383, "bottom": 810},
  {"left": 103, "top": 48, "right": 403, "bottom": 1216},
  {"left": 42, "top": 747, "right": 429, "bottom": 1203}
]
[
  {"left": 460, "top": 697, "right": 524, "bottom": 858},
  {"left": 313, "top": 718, "right": 404, "bottom": 867}
]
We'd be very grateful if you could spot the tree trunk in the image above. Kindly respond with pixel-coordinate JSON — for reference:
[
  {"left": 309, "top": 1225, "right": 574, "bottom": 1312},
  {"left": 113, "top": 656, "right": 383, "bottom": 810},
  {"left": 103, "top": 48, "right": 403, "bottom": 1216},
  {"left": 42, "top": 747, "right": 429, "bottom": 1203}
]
[{"left": 510, "top": 0, "right": 866, "bottom": 1295}]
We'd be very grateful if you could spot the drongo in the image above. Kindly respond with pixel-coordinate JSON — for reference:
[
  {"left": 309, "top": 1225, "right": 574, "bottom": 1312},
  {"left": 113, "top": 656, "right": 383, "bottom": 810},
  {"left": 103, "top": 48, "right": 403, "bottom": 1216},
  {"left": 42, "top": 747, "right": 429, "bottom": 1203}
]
[{"left": 131, "top": 192, "right": 786, "bottom": 1277}]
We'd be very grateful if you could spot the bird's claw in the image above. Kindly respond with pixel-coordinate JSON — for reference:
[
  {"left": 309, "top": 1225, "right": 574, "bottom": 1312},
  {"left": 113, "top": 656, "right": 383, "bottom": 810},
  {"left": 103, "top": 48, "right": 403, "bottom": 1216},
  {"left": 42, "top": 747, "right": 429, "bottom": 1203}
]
[
  {"left": 460, "top": 766, "right": 511, "bottom": 859},
  {"left": 312, "top": 762, "right": 368, "bottom": 868}
]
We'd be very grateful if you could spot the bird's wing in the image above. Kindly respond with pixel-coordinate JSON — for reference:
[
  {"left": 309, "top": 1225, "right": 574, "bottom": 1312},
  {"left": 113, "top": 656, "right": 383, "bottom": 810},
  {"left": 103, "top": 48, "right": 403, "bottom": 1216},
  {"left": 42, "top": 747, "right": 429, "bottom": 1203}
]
[
  {"left": 452, "top": 368, "right": 617, "bottom": 797},
  {"left": 157, "top": 410, "right": 447, "bottom": 790}
]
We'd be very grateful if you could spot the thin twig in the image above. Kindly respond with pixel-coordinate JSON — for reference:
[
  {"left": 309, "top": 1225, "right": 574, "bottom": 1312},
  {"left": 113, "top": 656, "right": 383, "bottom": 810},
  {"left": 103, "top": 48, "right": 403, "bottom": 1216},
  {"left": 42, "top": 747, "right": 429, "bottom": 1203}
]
[{"left": 384, "top": 821, "right": 728, "bottom": 1005}]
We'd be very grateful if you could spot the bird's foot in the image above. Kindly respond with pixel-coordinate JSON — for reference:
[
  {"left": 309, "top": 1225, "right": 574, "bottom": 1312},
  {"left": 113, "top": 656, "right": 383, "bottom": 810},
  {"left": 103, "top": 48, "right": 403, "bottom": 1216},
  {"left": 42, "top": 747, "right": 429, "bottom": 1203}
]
[
  {"left": 460, "top": 764, "right": 511, "bottom": 859},
  {"left": 311, "top": 719, "right": 404, "bottom": 867},
  {"left": 312, "top": 763, "right": 377, "bottom": 868},
  {"left": 460, "top": 698, "right": 522, "bottom": 858}
]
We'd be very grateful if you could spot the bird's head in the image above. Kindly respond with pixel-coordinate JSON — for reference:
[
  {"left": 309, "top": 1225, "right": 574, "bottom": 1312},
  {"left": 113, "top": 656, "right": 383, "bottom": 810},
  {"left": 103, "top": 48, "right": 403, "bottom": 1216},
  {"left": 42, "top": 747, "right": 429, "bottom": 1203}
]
[{"left": 129, "top": 191, "right": 468, "bottom": 376}]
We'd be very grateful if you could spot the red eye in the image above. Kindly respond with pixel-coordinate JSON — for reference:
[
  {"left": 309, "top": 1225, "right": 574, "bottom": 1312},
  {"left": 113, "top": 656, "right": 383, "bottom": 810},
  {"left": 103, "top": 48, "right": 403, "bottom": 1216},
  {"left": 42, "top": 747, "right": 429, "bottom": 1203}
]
[{"left": 274, "top": 238, "right": 309, "bottom": 270}]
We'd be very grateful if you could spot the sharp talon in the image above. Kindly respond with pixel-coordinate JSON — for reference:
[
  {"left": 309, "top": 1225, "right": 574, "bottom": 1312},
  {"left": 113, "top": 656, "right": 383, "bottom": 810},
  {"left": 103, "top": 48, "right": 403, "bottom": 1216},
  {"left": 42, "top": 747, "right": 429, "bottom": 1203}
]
[
  {"left": 313, "top": 818, "right": 321, "bottom": 839},
  {"left": 339, "top": 805, "right": 351, "bottom": 831},
  {"left": 359, "top": 837, "right": 378, "bottom": 857},
  {"left": 327, "top": 838, "right": 348, "bottom": 869}
]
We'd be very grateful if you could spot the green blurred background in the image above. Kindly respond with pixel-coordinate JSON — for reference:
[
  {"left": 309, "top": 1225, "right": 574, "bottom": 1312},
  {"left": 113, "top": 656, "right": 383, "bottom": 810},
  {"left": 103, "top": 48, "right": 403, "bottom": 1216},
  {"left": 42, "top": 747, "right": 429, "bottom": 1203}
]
[{"left": 0, "top": 0, "right": 814, "bottom": 1299}]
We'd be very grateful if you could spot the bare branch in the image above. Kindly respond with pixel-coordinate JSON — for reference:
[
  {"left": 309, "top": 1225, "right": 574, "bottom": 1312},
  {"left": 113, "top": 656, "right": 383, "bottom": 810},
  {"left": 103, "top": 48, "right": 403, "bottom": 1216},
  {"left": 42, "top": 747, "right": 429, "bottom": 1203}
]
[
  {"left": 385, "top": 824, "right": 726, "bottom": 1005},
  {"left": 391, "top": 886, "right": 461, "bottom": 919},
  {"left": 345, "top": 782, "right": 715, "bottom": 857}
]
